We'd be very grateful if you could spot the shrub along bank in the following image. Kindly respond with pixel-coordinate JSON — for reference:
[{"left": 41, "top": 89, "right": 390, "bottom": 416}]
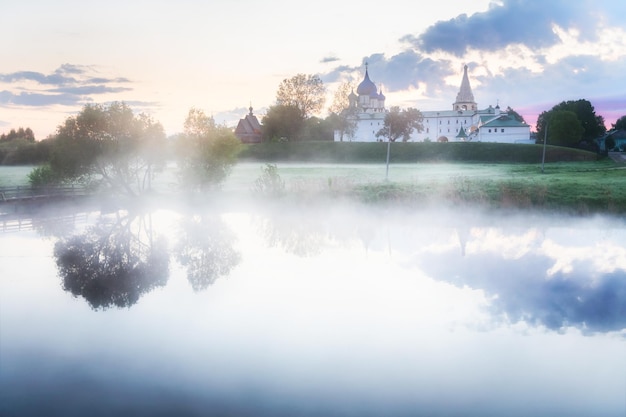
[{"left": 239, "top": 141, "right": 600, "bottom": 164}]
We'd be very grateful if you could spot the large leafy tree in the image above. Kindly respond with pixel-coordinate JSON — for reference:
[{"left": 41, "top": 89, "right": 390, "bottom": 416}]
[
  {"left": 536, "top": 99, "right": 606, "bottom": 145},
  {"left": 1, "top": 127, "right": 49, "bottom": 165},
  {"left": 328, "top": 82, "right": 357, "bottom": 142},
  {"left": 276, "top": 73, "right": 326, "bottom": 119},
  {"left": 261, "top": 104, "right": 305, "bottom": 142},
  {"left": 545, "top": 110, "right": 585, "bottom": 147},
  {"left": 176, "top": 108, "right": 242, "bottom": 190},
  {"left": 612, "top": 115, "right": 626, "bottom": 130},
  {"left": 0, "top": 127, "right": 35, "bottom": 142},
  {"left": 376, "top": 106, "right": 424, "bottom": 142},
  {"left": 45, "top": 102, "right": 166, "bottom": 195},
  {"left": 300, "top": 116, "right": 334, "bottom": 141},
  {"left": 505, "top": 106, "right": 526, "bottom": 123}
]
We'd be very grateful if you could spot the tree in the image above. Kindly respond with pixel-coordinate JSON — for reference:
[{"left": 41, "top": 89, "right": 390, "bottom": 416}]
[
  {"left": 54, "top": 213, "right": 169, "bottom": 310},
  {"left": 376, "top": 106, "right": 424, "bottom": 142},
  {"left": 176, "top": 108, "right": 242, "bottom": 190},
  {"left": 546, "top": 110, "right": 585, "bottom": 147},
  {"left": 261, "top": 104, "right": 305, "bottom": 142},
  {"left": 328, "top": 82, "right": 357, "bottom": 142},
  {"left": 612, "top": 115, "right": 626, "bottom": 130},
  {"left": 175, "top": 214, "right": 240, "bottom": 291},
  {"left": 276, "top": 73, "right": 326, "bottom": 119},
  {"left": 301, "top": 116, "right": 334, "bottom": 141},
  {"left": 537, "top": 99, "right": 606, "bottom": 144},
  {"left": 0, "top": 127, "right": 35, "bottom": 142},
  {"left": 46, "top": 102, "right": 167, "bottom": 195},
  {"left": 506, "top": 106, "right": 526, "bottom": 123}
]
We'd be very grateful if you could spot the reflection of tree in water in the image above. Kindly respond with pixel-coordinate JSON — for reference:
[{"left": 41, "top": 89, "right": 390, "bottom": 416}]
[
  {"left": 253, "top": 205, "right": 382, "bottom": 257},
  {"left": 54, "top": 211, "right": 169, "bottom": 309},
  {"left": 176, "top": 215, "right": 240, "bottom": 291},
  {"left": 254, "top": 210, "right": 327, "bottom": 257}
]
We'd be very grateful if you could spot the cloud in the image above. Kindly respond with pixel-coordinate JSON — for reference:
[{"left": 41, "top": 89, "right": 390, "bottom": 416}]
[
  {"left": 0, "top": 90, "right": 83, "bottom": 107},
  {"left": 0, "top": 71, "right": 77, "bottom": 86},
  {"left": 418, "top": 235, "right": 626, "bottom": 334},
  {"left": 56, "top": 63, "right": 87, "bottom": 75},
  {"left": 473, "top": 54, "right": 626, "bottom": 124},
  {"left": 212, "top": 106, "right": 269, "bottom": 128},
  {"left": 403, "top": 0, "right": 595, "bottom": 56},
  {"left": 51, "top": 85, "right": 133, "bottom": 95},
  {"left": 323, "top": 51, "right": 454, "bottom": 94},
  {"left": 0, "top": 64, "right": 135, "bottom": 108},
  {"left": 320, "top": 55, "right": 340, "bottom": 64},
  {"left": 87, "top": 77, "right": 132, "bottom": 84}
]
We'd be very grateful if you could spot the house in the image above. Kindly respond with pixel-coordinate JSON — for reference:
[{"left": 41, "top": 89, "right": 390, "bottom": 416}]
[
  {"left": 596, "top": 129, "right": 626, "bottom": 153},
  {"left": 472, "top": 110, "right": 533, "bottom": 143},
  {"left": 235, "top": 106, "right": 262, "bottom": 143}
]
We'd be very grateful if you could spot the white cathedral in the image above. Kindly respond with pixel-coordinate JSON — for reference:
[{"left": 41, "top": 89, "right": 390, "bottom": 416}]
[{"left": 334, "top": 65, "right": 532, "bottom": 144}]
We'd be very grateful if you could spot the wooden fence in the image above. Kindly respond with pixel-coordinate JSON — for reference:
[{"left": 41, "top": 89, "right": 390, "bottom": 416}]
[
  {"left": 0, "top": 185, "right": 87, "bottom": 204},
  {"left": 1, "top": 212, "right": 90, "bottom": 233}
]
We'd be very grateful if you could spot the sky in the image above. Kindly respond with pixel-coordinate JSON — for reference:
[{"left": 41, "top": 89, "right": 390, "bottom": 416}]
[{"left": 1, "top": 0, "right": 625, "bottom": 139}]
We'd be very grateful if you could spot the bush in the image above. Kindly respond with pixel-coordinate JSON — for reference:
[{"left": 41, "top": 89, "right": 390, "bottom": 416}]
[
  {"left": 252, "top": 163, "right": 285, "bottom": 197},
  {"left": 28, "top": 164, "right": 59, "bottom": 187}
]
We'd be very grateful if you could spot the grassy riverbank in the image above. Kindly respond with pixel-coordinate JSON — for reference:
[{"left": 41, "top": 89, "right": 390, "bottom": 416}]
[
  {"left": 345, "top": 161, "right": 626, "bottom": 214},
  {"left": 236, "top": 141, "right": 622, "bottom": 213},
  {"left": 239, "top": 141, "right": 600, "bottom": 163},
  {"left": 2, "top": 145, "right": 624, "bottom": 214}
]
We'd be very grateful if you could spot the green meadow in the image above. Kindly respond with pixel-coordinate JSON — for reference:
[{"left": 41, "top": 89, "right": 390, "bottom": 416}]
[{"left": 2, "top": 142, "right": 625, "bottom": 214}]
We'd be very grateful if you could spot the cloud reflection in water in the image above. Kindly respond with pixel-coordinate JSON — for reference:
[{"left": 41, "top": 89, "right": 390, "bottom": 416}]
[{"left": 2, "top": 201, "right": 625, "bottom": 417}]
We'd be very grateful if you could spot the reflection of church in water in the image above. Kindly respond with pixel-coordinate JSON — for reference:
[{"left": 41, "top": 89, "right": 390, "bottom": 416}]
[{"left": 336, "top": 64, "right": 532, "bottom": 144}]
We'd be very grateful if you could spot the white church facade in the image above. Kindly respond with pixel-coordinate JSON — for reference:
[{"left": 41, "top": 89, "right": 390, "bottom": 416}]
[{"left": 335, "top": 65, "right": 532, "bottom": 144}]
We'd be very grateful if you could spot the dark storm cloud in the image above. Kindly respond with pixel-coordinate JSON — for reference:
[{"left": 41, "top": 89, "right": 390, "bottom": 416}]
[
  {"left": 418, "top": 243, "right": 626, "bottom": 334},
  {"left": 403, "top": 0, "right": 593, "bottom": 56}
]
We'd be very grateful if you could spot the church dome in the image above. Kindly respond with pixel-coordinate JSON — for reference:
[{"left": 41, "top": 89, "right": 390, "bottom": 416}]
[
  {"left": 356, "top": 68, "right": 377, "bottom": 96},
  {"left": 378, "top": 87, "right": 385, "bottom": 100}
]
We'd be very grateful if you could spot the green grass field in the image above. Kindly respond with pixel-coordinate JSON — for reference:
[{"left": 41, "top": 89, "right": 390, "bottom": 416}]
[
  {"left": 0, "top": 165, "right": 35, "bottom": 187},
  {"left": 218, "top": 159, "right": 626, "bottom": 214},
  {"left": 2, "top": 141, "right": 625, "bottom": 214},
  {"left": 239, "top": 141, "right": 600, "bottom": 163}
]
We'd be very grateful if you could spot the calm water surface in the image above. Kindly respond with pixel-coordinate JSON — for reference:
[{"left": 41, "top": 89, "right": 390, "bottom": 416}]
[{"left": 1, "top": 197, "right": 625, "bottom": 416}]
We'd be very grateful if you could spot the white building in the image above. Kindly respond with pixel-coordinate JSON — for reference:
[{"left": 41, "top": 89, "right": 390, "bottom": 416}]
[{"left": 335, "top": 65, "right": 532, "bottom": 144}]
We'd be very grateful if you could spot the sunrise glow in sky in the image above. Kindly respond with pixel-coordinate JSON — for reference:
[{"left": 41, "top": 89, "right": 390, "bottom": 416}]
[{"left": 2, "top": 0, "right": 625, "bottom": 139}]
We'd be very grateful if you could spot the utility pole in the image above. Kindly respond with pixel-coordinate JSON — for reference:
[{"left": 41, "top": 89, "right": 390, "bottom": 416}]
[
  {"left": 541, "top": 123, "right": 548, "bottom": 174},
  {"left": 385, "top": 139, "right": 391, "bottom": 180}
]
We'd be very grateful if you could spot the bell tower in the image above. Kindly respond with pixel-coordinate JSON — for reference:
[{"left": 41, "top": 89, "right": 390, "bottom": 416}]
[{"left": 453, "top": 65, "right": 477, "bottom": 111}]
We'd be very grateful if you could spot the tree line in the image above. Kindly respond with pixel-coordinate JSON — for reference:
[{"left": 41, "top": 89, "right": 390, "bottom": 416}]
[
  {"left": 23, "top": 102, "right": 241, "bottom": 196},
  {"left": 262, "top": 73, "right": 423, "bottom": 143},
  {"left": 535, "top": 99, "right": 624, "bottom": 150},
  {"left": 3, "top": 72, "right": 626, "bottom": 190},
  {"left": 261, "top": 73, "right": 625, "bottom": 149}
]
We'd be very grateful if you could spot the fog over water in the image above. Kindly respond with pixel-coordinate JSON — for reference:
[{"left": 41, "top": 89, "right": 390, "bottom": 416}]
[{"left": 1, "top": 193, "right": 625, "bottom": 417}]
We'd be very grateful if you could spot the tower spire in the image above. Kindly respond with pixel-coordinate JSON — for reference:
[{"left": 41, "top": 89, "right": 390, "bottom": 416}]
[{"left": 453, "top": 64, "right": 477, "bottom": 111}]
